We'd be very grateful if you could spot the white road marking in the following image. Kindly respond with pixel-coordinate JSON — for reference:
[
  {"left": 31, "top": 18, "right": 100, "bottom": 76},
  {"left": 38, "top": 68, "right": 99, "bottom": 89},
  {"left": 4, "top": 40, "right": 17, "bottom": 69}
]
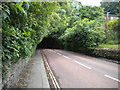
[
  {"left": 54, "top": 50, "right": 71, "bottom": 59},
  {"left": 105, "top": 75, "right": 120, "bottom": 82},
  {"left": 52, "top": 50, "right": 119, "bottom": 82},
  {"left": 62, "top": 55, "right": 71, "bottom": 59},
  {"left": 57, "top": 53, "right": 62, "bottom": 56},
  {"left": 53, "top": 51, "right": 57, "bottom": 53},
  {"left": 53, "top": 50, "right": 61, "bottom": 55},
  {"left": 54, "top": 51, "right": 91, "bottom": 69},
  {"left": 74, "top": 61, "right": 92, "bottom": 69}
]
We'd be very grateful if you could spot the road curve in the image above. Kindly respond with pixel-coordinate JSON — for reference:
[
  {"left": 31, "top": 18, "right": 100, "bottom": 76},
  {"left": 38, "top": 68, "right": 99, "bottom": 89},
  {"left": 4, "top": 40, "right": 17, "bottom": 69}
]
[{"left": 42, "top": 49, "right": 119, "bottom": 88}]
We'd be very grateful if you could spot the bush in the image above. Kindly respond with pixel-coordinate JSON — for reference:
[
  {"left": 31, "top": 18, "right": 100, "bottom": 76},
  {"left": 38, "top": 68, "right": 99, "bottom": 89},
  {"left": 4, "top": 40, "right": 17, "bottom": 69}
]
[
  {"left": 104, "top": 19, "right": 120, "bottom": 44},
  {"left": 60, "top": 19, "right": 105, "bottom": 50},
  {"left": 2, "top": 2, "right": 59, "bottom": 87},
  {"left": 2, "top": 2, "right": 58, "bottom": 66},
  {"left": 44, "top": 3, "right": 105, "bottom": 50}
]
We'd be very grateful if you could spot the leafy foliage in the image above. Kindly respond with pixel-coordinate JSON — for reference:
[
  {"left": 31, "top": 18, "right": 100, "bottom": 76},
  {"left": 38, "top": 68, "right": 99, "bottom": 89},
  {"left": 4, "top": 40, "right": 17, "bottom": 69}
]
[
  {"left": 2, "top": 2, "right": 60, "bottom": 87},
  {"left": 60, "top": 19, "right": 105, "bottom": 50},
  {"left": 100, "top": 2, "right": 120, "bottom": 15},
  {"left": 2, "top": 2, "right": 106, "bottom": 86},
  {"left": 103, "top": 19, "right": 120, "bottom": 44},
  {"left": 2, "top": 2, "right": 58, "bottom": 65},
  {"left": 2, "top": 1, "right": 106, "bottom": 64},
  {"left": 43, "top": 2, "right": 105, "bottom": 50}
]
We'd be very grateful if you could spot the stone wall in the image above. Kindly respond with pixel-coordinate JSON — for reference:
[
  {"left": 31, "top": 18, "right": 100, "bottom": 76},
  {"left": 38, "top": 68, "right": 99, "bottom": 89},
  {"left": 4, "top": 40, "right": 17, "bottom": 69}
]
[
  {"left": 2, "top": 59, "right": 29, "bottom": 88},
  {"left": 78, "top": 48, "right": 120, "bottom": 61},
  {"left": 93, "top": 48, "right": 120, "bottom": 60},
  {"left": 0, "top": 31, "right": 2, "bottom": 90},
  {"left": 0, "top": 32, "right": 1, "bottom": 48}
]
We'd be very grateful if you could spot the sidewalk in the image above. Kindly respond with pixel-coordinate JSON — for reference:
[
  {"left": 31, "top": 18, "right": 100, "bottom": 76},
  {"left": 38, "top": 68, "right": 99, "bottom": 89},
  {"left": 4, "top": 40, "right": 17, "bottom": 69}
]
[{"left": 15, "top": 50, "right": 50, "bottom": 88}]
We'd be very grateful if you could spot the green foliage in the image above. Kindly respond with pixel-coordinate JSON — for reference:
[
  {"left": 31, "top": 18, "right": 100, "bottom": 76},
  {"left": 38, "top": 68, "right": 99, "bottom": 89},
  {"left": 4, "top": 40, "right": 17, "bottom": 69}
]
[
  {"left": 45, "top": 2, "right": 105, "bottom": 50},
  {"left": 100, "top": 2, "right": 120, "bottom": 15},
  {"left": 104, "top": 19, "right": 120, "bottom": 44},
  {"left": 79, "top": 6, "right": 105, "bottom": 20},
  {"left": 107, "top": 19, "right": 120, "bottom": 33},
  {"left": 2, "top": 1, "right": 106, "bottom": 65},
  {"left": 99, "top": 44, "right": 120, "bottom": 49},
  {"left": 60, "top": 19, "right": 105, "bottom": 50},
  {"left": 2, "top": 2, "right": 60, "bottom": 87},
  {"left": 2, "top": 2, "right": 58, "bottom": 65},
  {"left": 2, "top": 2, "right": 106, "bottom": 86}
]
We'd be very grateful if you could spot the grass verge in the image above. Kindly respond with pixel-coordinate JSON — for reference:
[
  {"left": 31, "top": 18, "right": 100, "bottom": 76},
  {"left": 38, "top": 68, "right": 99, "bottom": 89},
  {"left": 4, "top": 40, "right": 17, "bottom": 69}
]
[{"left": 98, "top": 44, "right": 120, "bottom": 49}]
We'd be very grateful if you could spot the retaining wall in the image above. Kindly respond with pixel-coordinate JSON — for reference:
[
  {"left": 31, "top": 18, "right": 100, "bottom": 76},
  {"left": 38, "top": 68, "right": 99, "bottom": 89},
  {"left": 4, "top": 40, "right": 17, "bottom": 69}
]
[
  {"left": 93, "top": 48, "right": 120, "bottom": 60},
  {"left": 0, "top": 31, "right": 2, "bottom": 90},
  {"left": 78, "top": 48, "right": 120, "bottom": 61},
  {"left": 2, "top": 59, "right": 29, "bottom": 88}
]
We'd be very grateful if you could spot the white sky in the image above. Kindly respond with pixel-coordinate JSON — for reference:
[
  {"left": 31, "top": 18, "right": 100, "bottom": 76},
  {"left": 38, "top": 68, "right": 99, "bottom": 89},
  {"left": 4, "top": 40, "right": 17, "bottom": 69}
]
[{"left": 77, "top": 0, "right": 102, "bottom": 6}]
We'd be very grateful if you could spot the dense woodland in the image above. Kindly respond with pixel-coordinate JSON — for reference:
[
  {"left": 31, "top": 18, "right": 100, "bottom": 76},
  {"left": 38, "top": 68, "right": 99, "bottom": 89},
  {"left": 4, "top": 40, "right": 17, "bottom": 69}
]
[{"left": 1, "top": 1, "right": 120, "bottom": 87}]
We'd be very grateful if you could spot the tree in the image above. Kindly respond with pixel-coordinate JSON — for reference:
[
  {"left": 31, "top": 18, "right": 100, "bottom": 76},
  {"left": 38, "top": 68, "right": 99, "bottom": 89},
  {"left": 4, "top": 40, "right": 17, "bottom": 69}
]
[
  {"left": 100, "top": 2, "right": 120, "bottom": 15},
  {"left": 43, "top": 2, "right": 105, "bottom": 50},
  {"left": 104, "top": 19, "right": 120, "bottom": 44},
  {"left": 2, "top": 2, "right": 59, "bottom": 87}
]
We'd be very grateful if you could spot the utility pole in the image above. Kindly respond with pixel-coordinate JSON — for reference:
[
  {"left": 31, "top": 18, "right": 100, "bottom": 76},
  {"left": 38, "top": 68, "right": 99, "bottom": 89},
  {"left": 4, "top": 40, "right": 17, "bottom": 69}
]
[{"left": 107, "top": 12, "right": 110, "bottom": 22}]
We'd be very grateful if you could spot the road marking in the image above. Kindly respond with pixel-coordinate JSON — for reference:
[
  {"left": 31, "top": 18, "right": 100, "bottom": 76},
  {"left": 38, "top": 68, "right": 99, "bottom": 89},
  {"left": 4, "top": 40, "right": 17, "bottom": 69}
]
[
  {"left": 105, "top": 75, "right": 120, "bottom": 82},
  {"left": 62, "top": 55, "right": 71, "bottom": 59},
  {"left": 53, "top": 50, "right": 62, "bottom": 56},
  {"left": 53, "top": 50, "right": 70, "bottom": 59},
  {"left": 53, "top": 51, "right": 57, "bottom": 53},
  {"left": 57, "top": 53, "right": 62, "bottom": 56},
  {"left": 74, "top": 61, "right": 92, "bottom": 69},
  {"left": 54, "top": 51, "right": 91, "bottom": 69},
  {"left": 53, "top": 50, "right": 60, "bottom": 55}
]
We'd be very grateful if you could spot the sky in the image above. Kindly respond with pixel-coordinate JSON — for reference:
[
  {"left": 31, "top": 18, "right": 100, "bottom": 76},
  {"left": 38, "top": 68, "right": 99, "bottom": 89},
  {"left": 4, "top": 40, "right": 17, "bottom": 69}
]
[{"left": 77, "top": 0, "right": 102, "bottom": 6}]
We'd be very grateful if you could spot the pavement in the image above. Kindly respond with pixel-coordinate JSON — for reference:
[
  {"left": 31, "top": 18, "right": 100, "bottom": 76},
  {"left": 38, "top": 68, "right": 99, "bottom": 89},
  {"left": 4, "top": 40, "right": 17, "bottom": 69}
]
[
  {"left": 26, "top": 50, "right": 50, "bottom": 88},
  {"left": 43, "top": 49, "right": 119, "bottom": 88},
  {"left": 14, "top": 50, "right": 50, "bottom": 88}
]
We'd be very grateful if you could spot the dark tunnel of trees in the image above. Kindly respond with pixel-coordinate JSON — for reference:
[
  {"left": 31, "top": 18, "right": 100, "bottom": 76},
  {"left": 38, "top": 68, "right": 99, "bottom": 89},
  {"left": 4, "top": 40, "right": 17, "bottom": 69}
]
[{"left": 37, "top": 37, "right": 61, "bottom": 49}]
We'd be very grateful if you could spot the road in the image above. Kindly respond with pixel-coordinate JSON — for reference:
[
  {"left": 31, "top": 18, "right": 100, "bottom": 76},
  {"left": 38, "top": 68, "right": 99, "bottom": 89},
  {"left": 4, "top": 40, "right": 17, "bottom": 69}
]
[{"left": 42, "top": 49, "right": 119, "bottom": 88}]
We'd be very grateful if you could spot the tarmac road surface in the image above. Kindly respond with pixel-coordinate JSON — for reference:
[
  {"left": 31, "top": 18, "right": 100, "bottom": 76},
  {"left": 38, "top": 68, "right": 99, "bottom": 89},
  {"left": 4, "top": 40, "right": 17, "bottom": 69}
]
[{"left": 42, "top": 49, "right": 119, "bottom": 88}]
